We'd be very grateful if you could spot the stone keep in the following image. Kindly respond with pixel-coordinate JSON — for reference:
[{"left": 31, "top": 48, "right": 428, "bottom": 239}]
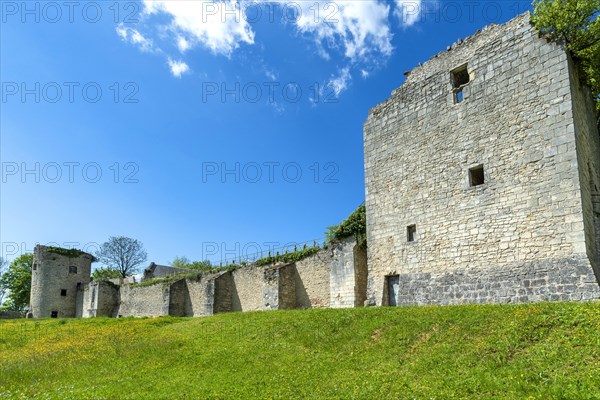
[
  {"left": 364, "top": 14, "right": 600, "bottom": 306},
  {"left": 30, "top": 245, "right": 93, "bottom": 318}
]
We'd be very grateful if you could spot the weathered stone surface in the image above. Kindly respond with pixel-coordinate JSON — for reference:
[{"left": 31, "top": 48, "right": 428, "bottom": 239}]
[
  {"left": 30, "top": 245, "right": 93, "bottom": 318},
  {"left": 364, "top": 13, "right": 600, "bottom": 306},
  {"left": 330, "top": 237, "right": 368, "bottom": 308},
  {"left": 117, "top": 284, "right": 168, "bottom": 318},
  {"left": 82, "top": 281, "right": 119, "bottom": 318},
  {"left": 294, "top": 248, "right": 331, "bottom": 308}
]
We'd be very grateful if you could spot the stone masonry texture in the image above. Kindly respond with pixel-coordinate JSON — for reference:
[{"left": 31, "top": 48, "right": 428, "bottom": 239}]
[
  {"left": 30, "top": 245, "right": 93, "bottom": 318},
  {"left": 363, "top": 13, "right": 600, "bottom": 306}
]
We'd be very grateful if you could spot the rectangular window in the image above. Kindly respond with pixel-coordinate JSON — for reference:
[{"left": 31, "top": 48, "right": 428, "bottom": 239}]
[
  {"left": 451, "top": 64, "right": 470, "bottom": 104},
  {"left": 469, "top": 165, "right": 485, "bottom": 187},
  {"left": 50, "top": 311, "right": 58, "bottom": 318},
  {"left": 33, "top": 263, "right": 37, "bottom": 271},
  {"left": 69, "top": 266, "right": 78, "bottom": 274},
  {"left": 60, "top": 289, "right": 67, "bottom": 297},
  {"left": 407, "top": 225, "right": 417, "bottom": 242}
]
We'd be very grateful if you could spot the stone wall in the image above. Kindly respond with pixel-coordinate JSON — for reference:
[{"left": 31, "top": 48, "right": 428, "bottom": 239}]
[
  {"left": 82, "top": 281, "right": 119, "bottom": 318},
  {"left": 231, "top": 267, "right": 266, "bottom": 311},
  {"left": 168, "top": 279, "right": 188, "bottom": 317},
  {"left": 277, "top": 265, "right": 296, "bottom": 310},
  {"left": 66, "top": 237, "right": 366, "bottom": 318},
  {"left": 354, "top": 244, "right": 368, "bottom": 306},
  {"left": 330, "top": 237, "right": 367, "bottom": 308},
  {"left": 294, "top": 249, "right": 331, "bottom": 308},
  {"left": 30, "top": 245, "right": 93, "bottom": 318},
  {"left": 213, "top": 272, "right": 233, "bottom": 314},
  {"left": 363, "top": 13, "right": 600, "bottom": 306},
  {"left": 568, "top": 53, "right": 600, "bottom": 276},
  {"left": 180, "top": 272, "right": 233, "bottom": 316},
  {"left": 118, "top": 284, "right": 168, "bottom": 317}
]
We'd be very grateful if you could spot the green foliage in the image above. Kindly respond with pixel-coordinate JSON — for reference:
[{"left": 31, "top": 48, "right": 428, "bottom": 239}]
[
  {"left": 91, "top": 268, "right": 122, "bottom": 281},
  {"left": 1, "top": 303, "right": 600, "bottom": 398},
  {"left": 171, "top": 257, "right": 213, "bottom": 272},
  {"left": 46, "top": 246, "right": 96, "bottom": 262},
  {"left": 95, "top": 236, "right": 147, "bottom": 278},
  {"left": 0, "top": 254, "right": 33, "bottom": 311},
  {"left": 0, "top": 257, "right": 7, "bottom": 305},
  {"left": 532, "top": 0, "right": 600, "bottom": 110},
  {"left": 328, "top": 204, "right": 367, "bottom": 247},
  {"left": 253, "top": 246, "right": 320, "bottom": 267}
]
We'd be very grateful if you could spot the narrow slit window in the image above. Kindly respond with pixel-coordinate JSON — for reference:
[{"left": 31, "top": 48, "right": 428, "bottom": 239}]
[
  {"left": 469, "top": 165, "right": 485, "bottom": 187},
  {"left": 60, "top": 289, "right": 67, "bottom": 297},
  {"left": 407, "top": 225, "right": 417, "bottom": 242},
  {"left": 32, "top": 263, "right": 37, "bottom": 271},
  {"left": 451, "top": 64, "right": 470, "bottom": 104}
]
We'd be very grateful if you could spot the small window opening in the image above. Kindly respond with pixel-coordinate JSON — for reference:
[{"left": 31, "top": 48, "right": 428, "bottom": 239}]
[
  {"left": 469, "top": 165, "right": 485, "bottom": 187},
  {"left": 60, "top": 289, "right": 67, "bottom": 297},
  {"left": 407, "top": 225, "right": 417, "bottom": 242},
  {"left": 50, "top": 311, "right": 58, "bottom": 318},
  {"left": 33, "top": 263, "right": 37, "bottom": 271},
  {"left": 69, "top": 266, "right": 77, "bottom": 274},
  {"left": 451, "top": 64, "right": 470, "bottom": 104}
]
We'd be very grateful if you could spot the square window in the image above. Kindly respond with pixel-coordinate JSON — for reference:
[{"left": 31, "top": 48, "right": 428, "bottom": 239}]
[
  {"left": 69, "top": 266, "right": 78, "bottom": 274},
  {"left": 50, "top": 311, "right": 58, "bottom": 318},
  {"left": 451, "top": 64, "right": 470, "bottom": 104},
  {"left": 60, "top": 289, "right": 67, "bottom": 297},
  {"left": 407, "top": 225, "right": 417, "bottom": 242},
  {"left": 469, "top": 165, "right": 485, "bottom": 187}
]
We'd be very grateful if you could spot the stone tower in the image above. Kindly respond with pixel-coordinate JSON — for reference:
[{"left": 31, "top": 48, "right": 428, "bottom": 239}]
[
  {"left": 363, "top": 13, "right": 600, "bottom": 306},
  {"left": 30, "top": 245, "right": 94, "bottom": 318}
]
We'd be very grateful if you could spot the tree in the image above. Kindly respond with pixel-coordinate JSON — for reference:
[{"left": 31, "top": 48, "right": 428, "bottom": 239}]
[
  {"left": 95, "top": 236, "right": 147, "bottom": 278},
  {"left": 91, "top": 267, "right": 122, "bottom": 281},
  {"left": 0, "top": 254, "right": 33, "bottom": 311},
  {"left": 532, "top": 0, "right": 600, "bottom": 111},
  {"left": 0, "top": 257, "right": 7, "bottom": 305}
]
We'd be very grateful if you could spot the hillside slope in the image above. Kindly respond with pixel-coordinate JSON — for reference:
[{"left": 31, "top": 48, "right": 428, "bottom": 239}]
[{"left": 1, "top": 303, "right": 599, "bottom": 399}]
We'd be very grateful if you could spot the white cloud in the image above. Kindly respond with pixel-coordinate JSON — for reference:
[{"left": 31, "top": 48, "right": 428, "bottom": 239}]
[
  {"left": 287, "top": 1, "right": 394, "bottom": 62},
  {"left": 116, "top": 24, "right": 154, "bottom": 52},
  {"left": 177, "top": 36, "right": 190, "bottom": 52},
  {"left": 143, "top": 0, "right": 254, "bottom": 57},
  {"left": 361, "top": 69, "right": 370, "bottom": 78},
  {"left": 394, "top": 0, "right": 423, "bottom": 27},
  {"left": 168, "top": 59, "right": 190, "bottom": 78},
  {"left": 327, "top": 67, "right": 352, "bottom": 97}
]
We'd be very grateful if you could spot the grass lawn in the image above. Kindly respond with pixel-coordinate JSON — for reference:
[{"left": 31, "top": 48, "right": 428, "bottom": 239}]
[{"left": 1, "top": 302, "right": 599, "bottom": 399}]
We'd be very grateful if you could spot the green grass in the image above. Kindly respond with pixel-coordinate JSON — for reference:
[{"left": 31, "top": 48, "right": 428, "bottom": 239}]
[{"left": 1, "top": 302, "right": 600, "bottom": 399}]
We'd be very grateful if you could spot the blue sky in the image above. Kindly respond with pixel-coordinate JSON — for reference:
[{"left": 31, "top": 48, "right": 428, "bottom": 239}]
[{"left": 1, "top": 0, "right": 533, "bottom": 268}]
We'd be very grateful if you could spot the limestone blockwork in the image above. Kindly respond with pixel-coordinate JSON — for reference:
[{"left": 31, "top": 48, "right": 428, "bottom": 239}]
[{"left": 364, "top": 13, "right": 600, "bottom": 306}]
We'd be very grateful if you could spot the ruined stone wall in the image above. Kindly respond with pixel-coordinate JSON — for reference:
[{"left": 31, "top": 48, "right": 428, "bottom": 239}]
[
  {"left": 180, "top": 272, "right": 233, "bottom": 316},
  {"left": 568, "top": 54, "right": 600, "bottom": 275},
  {"left": 354, "top": 244, "right": 368, "bottom": 306},
  {"left": 82, "top": 281, "right": 119, "bottom": 318},
  {"left": 30, "top": 245, "right": 93, "bottom": 318},
  {"left": 364, "top": 13, "right": 600, "bottom": 306},
  {"left": 294, "top": 249, "right": 331, "bottom": 308},
  {"left": 168, "top": 279, "right": 187, "bottom": 317},
  {"left": 231, "top": 267, "right": 266, "bottom": 311},
  {"left": 330, "top": 237, "right": 365, "bottom": 308},
  {"left": 214, "top": 272, "right": 233, "bottom": 313},
  {"left": 277, "top": 265, "right": 296, "bottom": 310},
  {"left": 185, "top": 273, "right": 219, "bottom": 317},
  {"left": 118, "top": 284, "right": 167, "bottom": 317}
]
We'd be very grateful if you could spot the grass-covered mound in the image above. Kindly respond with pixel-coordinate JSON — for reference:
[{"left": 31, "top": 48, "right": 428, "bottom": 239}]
[{"left": 1, "top": 302, "right": 599, "bottom": 399}]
